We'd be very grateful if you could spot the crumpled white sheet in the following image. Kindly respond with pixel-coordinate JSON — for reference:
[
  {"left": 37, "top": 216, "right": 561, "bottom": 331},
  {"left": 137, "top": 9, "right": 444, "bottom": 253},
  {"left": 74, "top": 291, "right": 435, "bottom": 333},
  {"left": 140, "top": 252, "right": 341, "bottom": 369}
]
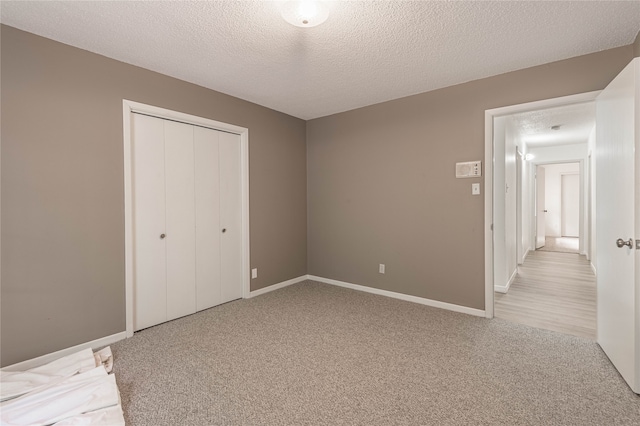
[
  {"left": 0, "top": 348, "right": 97, "bottom": 402},
  {"left": 51, "top": 404, "right": 125, "bottom": 426},
  {"left": 0, "top": 347, "right": 124, "bottom": 426}
]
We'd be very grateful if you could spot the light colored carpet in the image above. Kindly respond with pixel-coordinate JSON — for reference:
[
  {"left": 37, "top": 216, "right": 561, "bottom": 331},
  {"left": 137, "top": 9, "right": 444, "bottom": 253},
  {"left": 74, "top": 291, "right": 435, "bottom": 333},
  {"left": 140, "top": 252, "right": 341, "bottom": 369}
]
[
  {"left": 111, "top": 281, "right": 640, "bottom": 425},
  {"left": 537, "top": 236, "right": 579, "bottom": 253}
]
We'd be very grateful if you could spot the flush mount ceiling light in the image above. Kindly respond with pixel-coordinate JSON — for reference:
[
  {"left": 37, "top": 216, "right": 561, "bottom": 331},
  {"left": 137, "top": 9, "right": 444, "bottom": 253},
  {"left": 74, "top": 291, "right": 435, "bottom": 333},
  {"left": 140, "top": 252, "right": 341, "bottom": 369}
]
[{"left": 281, "top": 1, "right": 329, "bottom": 28}]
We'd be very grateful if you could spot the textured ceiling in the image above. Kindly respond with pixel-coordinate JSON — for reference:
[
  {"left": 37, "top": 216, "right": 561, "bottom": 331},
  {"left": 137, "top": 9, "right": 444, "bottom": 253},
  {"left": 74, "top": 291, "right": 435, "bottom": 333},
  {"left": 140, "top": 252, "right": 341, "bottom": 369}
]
[
  {"left": 1, "top": 1, "right": 639, "bottom": 120},
  {"left": 511, "top": 102, "right": 595, "bottom": 148}
]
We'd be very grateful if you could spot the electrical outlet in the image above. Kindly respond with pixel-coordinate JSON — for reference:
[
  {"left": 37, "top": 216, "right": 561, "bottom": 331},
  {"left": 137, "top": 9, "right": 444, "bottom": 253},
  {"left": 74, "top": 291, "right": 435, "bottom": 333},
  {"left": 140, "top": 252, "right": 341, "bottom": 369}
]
[
  {"left": 251, "top": 268, "right": 258, "bottom": 279},
  {"left": 472, "top": 183, "right": 481, "bottom": 195},
  {"left": 379, "top": 264, "right": 385, "bottom": 274}
]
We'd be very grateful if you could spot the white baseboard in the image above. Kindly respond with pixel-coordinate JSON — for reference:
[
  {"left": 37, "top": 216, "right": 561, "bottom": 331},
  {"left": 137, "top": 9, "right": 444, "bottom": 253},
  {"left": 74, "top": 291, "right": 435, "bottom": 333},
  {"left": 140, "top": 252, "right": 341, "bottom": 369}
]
[
  {"left": 307, "top": 275, "right": 485, "bottom": 317},
  {"left": 1, "top": 331, "right": 127, "bottom": 372},
  {"left": 246, "top": 275, "right": 307, "bottom": 298},
  {"left": 520, "top": 248, "right": 530, "bottom": 264},
  {"left": 494, "top": 268, "right": 517, "bottom": 294}
]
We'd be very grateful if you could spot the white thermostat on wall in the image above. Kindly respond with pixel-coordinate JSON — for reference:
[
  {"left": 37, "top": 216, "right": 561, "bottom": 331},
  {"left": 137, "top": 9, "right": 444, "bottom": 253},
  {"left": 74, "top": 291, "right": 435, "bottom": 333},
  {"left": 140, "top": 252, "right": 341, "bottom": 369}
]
[{"left": 455, "top": 161, "right": 482, "bottom": 178}]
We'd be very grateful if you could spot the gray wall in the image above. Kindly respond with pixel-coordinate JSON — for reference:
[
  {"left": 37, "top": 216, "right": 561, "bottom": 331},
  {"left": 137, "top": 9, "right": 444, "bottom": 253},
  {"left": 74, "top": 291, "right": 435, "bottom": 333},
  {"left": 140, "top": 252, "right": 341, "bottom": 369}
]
[
  {"left": 307, "top": 46, "right": 633, "bottom": 310},
  {"left": 1, "top": 25, "right": 307, "bottom": 366},
  {"left": 634, "top": 30, "right": 640, "bottom": 57}
]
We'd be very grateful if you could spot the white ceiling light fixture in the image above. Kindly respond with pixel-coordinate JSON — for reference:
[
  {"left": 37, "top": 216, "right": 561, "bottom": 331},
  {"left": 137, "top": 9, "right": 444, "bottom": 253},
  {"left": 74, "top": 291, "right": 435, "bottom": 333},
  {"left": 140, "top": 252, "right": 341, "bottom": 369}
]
[{"left": 281, "top": 0, "right": 329, "bottom": 28}]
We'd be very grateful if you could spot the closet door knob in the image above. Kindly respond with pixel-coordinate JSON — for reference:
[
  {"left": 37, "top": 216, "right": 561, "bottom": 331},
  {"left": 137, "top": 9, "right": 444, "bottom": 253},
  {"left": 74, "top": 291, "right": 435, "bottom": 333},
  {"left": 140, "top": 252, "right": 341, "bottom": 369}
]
[
  {"left": 222, "top": 228, "right": 227, "bottom": 233},
  {"left": 160, "top": 234, "right": 166, "bottom": 239}
]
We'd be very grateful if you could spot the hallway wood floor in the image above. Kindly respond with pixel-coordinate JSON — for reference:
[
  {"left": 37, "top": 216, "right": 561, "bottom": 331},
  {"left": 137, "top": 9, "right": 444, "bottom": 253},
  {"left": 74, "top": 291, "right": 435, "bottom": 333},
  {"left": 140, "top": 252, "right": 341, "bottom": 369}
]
[
  {"left": 537, "top": 236, "right": 579, "bottom": 253},
  {"left": 494, "top": 250, "right": 596, "bottom": 340}
]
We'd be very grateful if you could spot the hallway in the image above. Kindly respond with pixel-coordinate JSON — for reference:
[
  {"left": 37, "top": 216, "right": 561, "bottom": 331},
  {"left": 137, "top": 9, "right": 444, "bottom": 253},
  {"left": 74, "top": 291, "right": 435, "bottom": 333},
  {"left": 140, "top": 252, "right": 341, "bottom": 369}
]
[{"left": 494, "top": 250, "right": 596, "bottom": 339}]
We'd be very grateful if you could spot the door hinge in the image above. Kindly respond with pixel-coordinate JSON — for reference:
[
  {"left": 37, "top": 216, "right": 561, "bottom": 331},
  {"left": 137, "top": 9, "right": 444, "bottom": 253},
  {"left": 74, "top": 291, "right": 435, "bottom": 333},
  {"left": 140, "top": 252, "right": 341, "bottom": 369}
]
[
  {"left": 636, "top": 239, "right": 640, "bottom": 250},
  {"left": 491, "top": 224, "right": 494, "bottom": 231}
]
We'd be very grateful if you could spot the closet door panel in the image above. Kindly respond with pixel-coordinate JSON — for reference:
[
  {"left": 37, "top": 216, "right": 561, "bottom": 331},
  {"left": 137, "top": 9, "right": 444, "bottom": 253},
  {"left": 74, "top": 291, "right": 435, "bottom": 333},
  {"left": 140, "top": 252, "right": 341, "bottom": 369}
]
[
  {"left": 164, "top": 121, "right": 197, "bottom": 321},
  {"left": 132, "top": 114, "right": 167, "bottom": 331},
  {"left": 219, "top": 133, "right": 243, "bottom": 303},
  {"left": 194, "top": 127, "right": 222, "bottom": 311}
]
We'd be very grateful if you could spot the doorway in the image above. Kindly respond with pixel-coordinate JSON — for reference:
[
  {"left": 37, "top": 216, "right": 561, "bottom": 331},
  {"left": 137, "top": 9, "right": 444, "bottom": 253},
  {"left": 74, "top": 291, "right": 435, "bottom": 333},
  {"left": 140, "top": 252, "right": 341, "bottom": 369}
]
[
  {"left": 484, "top": 92, "right": 597, "bottom": 339},
  {"left": 486, "top": 58, "right": 640, "bottom": 394},
  {"left": 535, "top": 162, "right": 581, "bottom": 254}
]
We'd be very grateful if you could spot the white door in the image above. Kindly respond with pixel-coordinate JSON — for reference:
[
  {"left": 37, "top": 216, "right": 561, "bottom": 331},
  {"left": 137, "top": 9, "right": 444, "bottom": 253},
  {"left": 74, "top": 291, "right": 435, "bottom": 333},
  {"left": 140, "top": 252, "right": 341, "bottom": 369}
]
[
  {"left": 194, "top": 127, "right": 222, "bottom": 311},
  {"left": 596, "top": 58, "right": 639, "bottom": 394},
  {"left": 561, "top": 173, "right": 580, "bottom": 237},
  {"left": 193, "top": 127, "right": 243, "bottom": 310},
  {"left": 516, "top": 151, "right": 522, "bottom": 263},
  {"left": 132, "top": 114, "right": 243, "bottom": 331},
  {"left": 535, "top": 165, "right": 546, "bottom": 249},
  {"left": 219, "top": 132, "right": 244, "bottom": 303},
  {"left": 133, "top": 114, "right": 197, "bottom": 329},
  {"left": 164, "top": 121, "right": 197, "bottom": 321},
  {"left": 132, "top": 114, "right": 167, "bottom": 330}
]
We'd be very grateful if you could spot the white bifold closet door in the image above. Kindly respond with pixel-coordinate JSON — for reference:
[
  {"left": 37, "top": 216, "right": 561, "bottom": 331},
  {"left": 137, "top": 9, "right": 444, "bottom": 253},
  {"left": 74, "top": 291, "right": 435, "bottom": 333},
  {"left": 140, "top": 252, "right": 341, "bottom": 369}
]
[{"left": 132, "top": 113, "right": 242, "bottom": 331}]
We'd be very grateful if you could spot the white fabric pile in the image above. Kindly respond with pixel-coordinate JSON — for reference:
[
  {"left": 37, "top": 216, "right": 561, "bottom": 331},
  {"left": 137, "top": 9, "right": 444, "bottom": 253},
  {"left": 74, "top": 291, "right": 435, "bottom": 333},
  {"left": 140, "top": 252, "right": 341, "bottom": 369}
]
[{"left": 0, "top": 347, "right": 125, "bottom": 426}]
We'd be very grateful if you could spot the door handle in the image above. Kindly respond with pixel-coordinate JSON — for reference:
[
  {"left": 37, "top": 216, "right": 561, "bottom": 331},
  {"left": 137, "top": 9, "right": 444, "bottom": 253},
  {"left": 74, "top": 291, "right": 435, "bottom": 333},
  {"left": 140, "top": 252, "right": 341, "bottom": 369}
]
[
  {"left": 616, "top": 238, "right": 632, "bottom": 248},
  {"left": 160, "top": 234, "right": 166, "bottom": 239}
]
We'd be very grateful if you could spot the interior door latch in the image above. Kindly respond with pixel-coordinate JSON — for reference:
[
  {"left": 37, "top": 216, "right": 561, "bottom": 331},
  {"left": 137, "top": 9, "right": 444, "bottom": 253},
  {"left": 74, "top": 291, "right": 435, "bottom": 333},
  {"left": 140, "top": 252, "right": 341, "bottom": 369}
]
[{"left": 636, "top": 239, "right": 640, "bottom": 250}]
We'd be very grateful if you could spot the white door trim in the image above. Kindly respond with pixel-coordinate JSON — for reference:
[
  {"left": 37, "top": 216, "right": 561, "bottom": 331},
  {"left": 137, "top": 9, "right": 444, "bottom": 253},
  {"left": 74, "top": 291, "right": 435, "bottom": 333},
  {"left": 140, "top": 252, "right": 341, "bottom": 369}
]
[
  {"left": 123, "top": 100, "right": 250, "bottom": 337},
  {"left": 484, "top": 90, "right": 600, "bottom": 319}
]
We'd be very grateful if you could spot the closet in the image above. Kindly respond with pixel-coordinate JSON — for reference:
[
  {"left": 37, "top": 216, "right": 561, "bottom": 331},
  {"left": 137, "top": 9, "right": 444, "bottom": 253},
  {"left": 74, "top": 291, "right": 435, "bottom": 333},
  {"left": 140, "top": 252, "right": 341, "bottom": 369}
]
[{"left": 131, "top": 113, "right": 242, "bottom": 331}]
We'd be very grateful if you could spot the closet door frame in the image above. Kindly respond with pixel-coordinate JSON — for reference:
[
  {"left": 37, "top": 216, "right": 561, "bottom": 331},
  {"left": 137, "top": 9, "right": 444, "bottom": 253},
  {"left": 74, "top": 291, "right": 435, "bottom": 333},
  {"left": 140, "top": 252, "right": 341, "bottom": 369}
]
[{"left": 123, "top": 99, "right": 250, "bottom": 338}]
